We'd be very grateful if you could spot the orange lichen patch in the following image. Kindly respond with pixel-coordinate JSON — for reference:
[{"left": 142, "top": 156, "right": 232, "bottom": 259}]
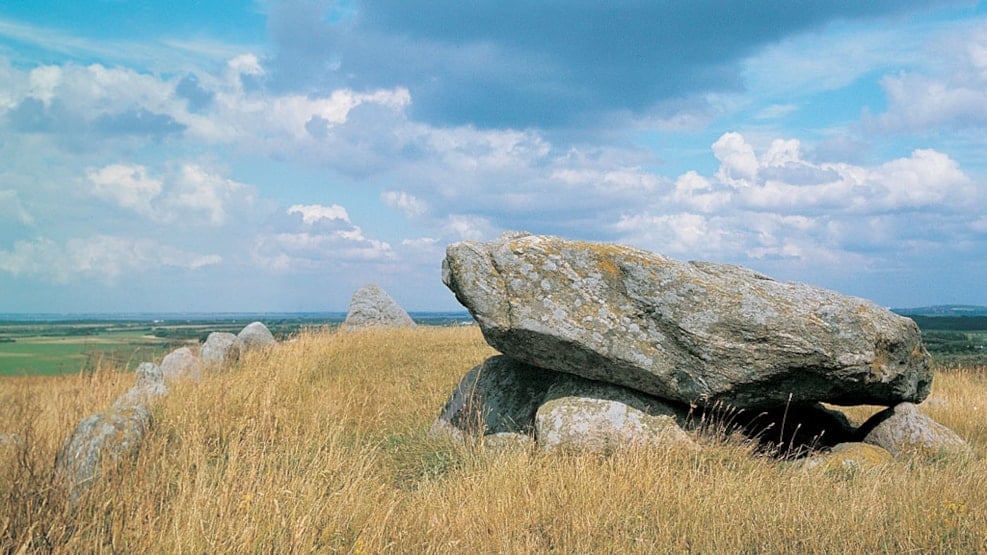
[{"left": 578, "top": 241, "right": 652, "bottom": 280}]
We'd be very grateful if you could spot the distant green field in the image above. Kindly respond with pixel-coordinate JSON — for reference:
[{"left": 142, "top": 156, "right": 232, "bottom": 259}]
[
  {"left": 0, "top": 329, "right": 184, "bottom": 376},
  {"left": 0, "top": 318, "right": 334, "bottom": 376}
]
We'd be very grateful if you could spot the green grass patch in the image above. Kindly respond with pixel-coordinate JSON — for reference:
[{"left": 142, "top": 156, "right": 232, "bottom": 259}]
[{"left": 0, "top": 328, "right": 183, "bottom": 376}]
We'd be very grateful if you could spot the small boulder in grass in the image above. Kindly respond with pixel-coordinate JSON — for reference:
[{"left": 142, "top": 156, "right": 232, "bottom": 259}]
[
  {"left": 236, "top": 321, "right": 276, "bottom": 353},
  {"left": 801, "top": 442, "right": 894, "bottom": 473},
  {"left": 113, "top": 362, "right": 168, "bottom": 409},
  {"left": 858, "top": 402, "right": 974, "bottom": 459},
  {"left": 55, "top": 403, "right": 153, "bottom": 501},
  {"left": 160, "top": 347, "right": 201, "bottom": 382},
  {"left": 200, "top": 332, "right": 239, "bottom": 368}
]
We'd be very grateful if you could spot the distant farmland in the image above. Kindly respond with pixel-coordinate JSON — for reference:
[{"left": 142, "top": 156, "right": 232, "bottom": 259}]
[{"left": 0, "top": 313, "right": 473, "bottom": 376}]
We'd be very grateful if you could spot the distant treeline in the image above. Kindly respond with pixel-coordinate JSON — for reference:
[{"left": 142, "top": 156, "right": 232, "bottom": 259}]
[
  {"left": 907, "top": 316, "right": 987, "bottom": 331},
  {"left": 904, "top": 316, "right": 987, "bottom": 365}
]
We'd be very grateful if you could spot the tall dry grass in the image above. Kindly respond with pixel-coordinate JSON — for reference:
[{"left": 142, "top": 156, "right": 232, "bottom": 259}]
[{"left": 1, "top": 326, "right": 986, "bottom": 553}]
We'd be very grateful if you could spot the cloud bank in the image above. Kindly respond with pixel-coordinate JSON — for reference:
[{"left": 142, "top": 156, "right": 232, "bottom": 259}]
[{"left": 0, "top": 1, "right": 984, "bottom": 311}]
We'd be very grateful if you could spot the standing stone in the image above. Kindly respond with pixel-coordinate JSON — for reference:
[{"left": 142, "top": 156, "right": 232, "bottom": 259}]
[
  {"left": 236, "top": 321, "right": 276, "bottom": 353},
  {"left": 55, "top": 404, "right": 152, "bottom": 500},
  {"left": 342, "top": 284, "right": 416, "bottom": 330},
  {"left": 200, "top": 332, "right": 239, "bottom": 368},
  {"left": 160, "top": 346, "right": 201, "bottom": 382},
  {"left": 442, "top": 232, "right": 932, "bottom": 410},
  {"left": 858, "top": 403, "right": 973, "bottom": 458}
]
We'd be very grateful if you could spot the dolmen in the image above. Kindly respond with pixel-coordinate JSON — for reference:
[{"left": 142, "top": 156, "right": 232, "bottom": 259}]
[
  {"left": 341, "top": 284, "right": 416, "bottom": 330},
  {"left": 432, "top": 232, "right": 971, "bottom": 459},
  {"left": 55, "top": 321, "right": 277, "bottom": 500}
]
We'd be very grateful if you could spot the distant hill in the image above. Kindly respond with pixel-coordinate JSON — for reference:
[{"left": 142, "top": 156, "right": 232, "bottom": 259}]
[{"left": 892, "top": 305, "right": 987, "bottom": 317}]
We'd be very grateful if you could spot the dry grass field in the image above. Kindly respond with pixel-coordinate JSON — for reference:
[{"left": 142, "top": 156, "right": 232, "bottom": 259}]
[{"left": 2, "top": 326, "right": 986, "bottom": 553}]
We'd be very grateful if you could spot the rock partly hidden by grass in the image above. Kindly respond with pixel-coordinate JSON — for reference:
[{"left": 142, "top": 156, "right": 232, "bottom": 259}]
[{"left": 1, "top": 327, "right": 986, "bottom": 553}]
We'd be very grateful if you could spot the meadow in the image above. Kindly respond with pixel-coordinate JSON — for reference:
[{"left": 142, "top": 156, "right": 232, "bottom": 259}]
[{"left": 1, "top": 326, "right": 986, "bottom": 553}]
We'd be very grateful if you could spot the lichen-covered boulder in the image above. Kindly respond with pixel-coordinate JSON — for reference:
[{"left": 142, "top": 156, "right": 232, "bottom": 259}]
[
  {"left": 430, "top": 355, "right": 560, "bottom": 442},
  {"left": 200, "top": 332, "right": 239, "bottom": 368},
  {"left": 160, "top": 347, "right": 201, "bottom": 382},
  {"left": 442, "top": 232, "right": 932, "bottom": 409},
  {"left": 342, "top": 284, "right": 416, "bottom": 330},
  {"left": 858, "top": 402, "right": 973, "bottom": 458},
  {"left": 55, "top": 404, "right": 152, "bottom": 499},
  {"left": 236, "top": 321, "right": 276, "bottom": 353},
  {"left": 535, "top": 379, "right": 697, "bottom": 454},
  {"left": 113, "top": 362, "right": 168, "bottom": 409}
]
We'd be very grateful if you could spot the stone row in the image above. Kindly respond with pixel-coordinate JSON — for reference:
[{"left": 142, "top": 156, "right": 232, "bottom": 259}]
[{"left": 54, "top": 322, "right": 276, "bottom": 501}]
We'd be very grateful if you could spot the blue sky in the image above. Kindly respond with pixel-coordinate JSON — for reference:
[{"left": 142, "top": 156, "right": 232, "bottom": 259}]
[{"left": 1, "top": 1, "right": 985, "bottom": 313}]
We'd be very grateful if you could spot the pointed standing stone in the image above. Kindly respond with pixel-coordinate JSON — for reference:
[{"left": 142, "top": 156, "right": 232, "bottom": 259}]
[{"left": 342, "top": 284, "right": 416, "bottom": 330}]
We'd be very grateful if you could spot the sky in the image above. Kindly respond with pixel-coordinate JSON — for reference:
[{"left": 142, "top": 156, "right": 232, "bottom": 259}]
[{"left": 1, "top": 1, "right": 986, "bottom": 313}]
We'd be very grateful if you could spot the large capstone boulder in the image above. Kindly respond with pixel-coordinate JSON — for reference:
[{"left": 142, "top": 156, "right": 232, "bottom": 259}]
[
  {"left": 55, "top": 404, "right": 152, "bottom": 500},
  {"left": 442, "top": 232, "right": 932, "bottom": 410},
  {"left": 160, "top": 347, "right": 201, "bottom": 382},
  {"left": 200, "top": 332, "right": 239, "bottom": 368},
  {"left": 342, "top": 284, "right": 416, "bottom": 330},
  {"left": 858, "top": 403, "right": 973, "bottom": 458},
  {"left": 236, "top": 321, "right": 276, "bottom": 353}
]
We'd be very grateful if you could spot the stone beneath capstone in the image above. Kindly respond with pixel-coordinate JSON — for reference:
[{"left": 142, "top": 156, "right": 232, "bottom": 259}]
[
  {"left": 858, "top": 402, "right": 974, "bottom": 458},
  {"left": 429, "top": 355, "right": 560, "bottom": 442},
  {"left": 55, "top": 403, "right": 152, "bottom": 500},
  {"left": 201, "top": 332, "right": 239, "bottom": 368},
  {"left": 160, "top": 347, "right": 201, "bottom": 382},
  {"left": 113, "top": 362, "right": 168, "bottom": 409},
  {"left": 236, "top": 321, "right": 276, "bottom": 353},
  {"left": 535, "top": 379, "right": 697, "bottom": 454},
  {"left": 431, "top": 354, "right": 700, "bottom": 454},
  {"left": 442, "top": 232, "right": 932, "bottom": 410},
  {"left": 800, "top": 442, "right": 894, "bottom": 473},
  {"left": 342, "top": 284, "right": 416, "bottom": 330}
]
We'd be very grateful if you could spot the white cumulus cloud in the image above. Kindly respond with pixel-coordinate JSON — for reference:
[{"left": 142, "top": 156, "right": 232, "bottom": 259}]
[
  {"left": 381, "top": 191, "right": 427, "bottom": 218},
  {"left": 86, "top": 163, "right": 252, "bottom": 226},
  {"left": 87, "top": 163, "right": 163, "bottom": 216},
  {"left": 288, "top": 203, "right": 350, "bottom": 224},
  {"left": 0, "top": 235, "right": 221, "bottom": 283}
]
